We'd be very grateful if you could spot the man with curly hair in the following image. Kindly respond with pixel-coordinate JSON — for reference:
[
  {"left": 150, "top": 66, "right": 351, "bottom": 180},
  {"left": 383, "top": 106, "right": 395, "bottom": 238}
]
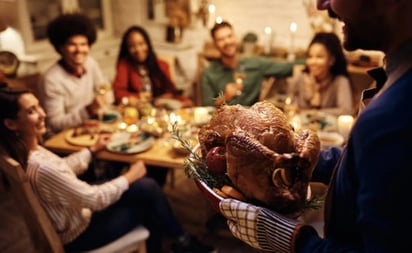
[{"left": 39, "top": 13, "right": 108, "bottom": 135}]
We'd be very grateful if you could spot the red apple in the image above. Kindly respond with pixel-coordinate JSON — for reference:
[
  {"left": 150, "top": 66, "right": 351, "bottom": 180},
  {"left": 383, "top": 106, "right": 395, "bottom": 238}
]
[{"left": 205, "top": 146, "right": 227, "bottom": 174}]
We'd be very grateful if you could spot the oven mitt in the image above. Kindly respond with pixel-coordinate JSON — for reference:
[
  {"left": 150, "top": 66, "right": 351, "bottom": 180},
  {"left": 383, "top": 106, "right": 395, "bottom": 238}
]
[{"left": 220, "top": 198, "right": 316, "bottom": 252}]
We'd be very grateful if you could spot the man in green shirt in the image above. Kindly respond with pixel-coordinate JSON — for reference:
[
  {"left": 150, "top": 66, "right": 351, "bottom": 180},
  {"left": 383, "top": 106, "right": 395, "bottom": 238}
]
[{"left": 201, "top": 21, "right": 294, "bottom": 107}]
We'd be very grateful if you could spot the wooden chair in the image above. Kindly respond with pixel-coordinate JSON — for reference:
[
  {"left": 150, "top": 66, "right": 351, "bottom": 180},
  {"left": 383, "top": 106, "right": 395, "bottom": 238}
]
[
  {"left": 0, "top": 154, "right": 149, "bottom": 253},
  {"left": 158, "top": 54, "right": 177, "bottom": 83}
]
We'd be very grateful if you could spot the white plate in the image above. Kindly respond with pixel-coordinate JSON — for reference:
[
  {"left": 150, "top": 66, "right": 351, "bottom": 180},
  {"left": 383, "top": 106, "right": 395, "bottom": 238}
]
[
  {"left": 155, "top": 98, "right": 183, "bottom": 110},
  {"left": 107, "top": 132, "right": 154, "bottom": 154},
  {"left": 299, "top": 111, "right": 337, "bottom": 132},
  {"left": 317, "top": 131, "right": 344, "bottom": 148}
]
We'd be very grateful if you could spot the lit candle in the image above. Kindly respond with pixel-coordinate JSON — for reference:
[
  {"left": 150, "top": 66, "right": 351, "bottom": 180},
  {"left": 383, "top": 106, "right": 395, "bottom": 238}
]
[
  {"left": 208, "top": 4, "right": 216, "bottom": 28},
  {"left": 288, "top": 22, "right": 298, "bottom": 61},
  {"left": 126, "top": 123, "right": 139, "bottom": 133},
  {"left": 264, "top": 26, "right": 273, "bottom": 55},
  {"left": 194, "top": 107, "right": 209, "bottom": 125},
  {"left": 337, "top": 115, "right": 354, "bottom": 141},
  {"left": 118, "top": 121, "right": 127, "bottom": 131},
  {"left": 169, "top": 112, "right": 182, "bottom": 125}
]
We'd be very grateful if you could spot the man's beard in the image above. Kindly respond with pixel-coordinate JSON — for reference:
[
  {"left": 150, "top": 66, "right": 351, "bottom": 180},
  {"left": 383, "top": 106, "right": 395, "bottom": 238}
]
[
  {"left": 220, "top": 43, "right": 237, "bottom": 58},
  {"left": 344, "top": 21, "right": 386, "bottom": 52},
  {"left": 328, "top": 7, "right": 385, "bottom": 52}
]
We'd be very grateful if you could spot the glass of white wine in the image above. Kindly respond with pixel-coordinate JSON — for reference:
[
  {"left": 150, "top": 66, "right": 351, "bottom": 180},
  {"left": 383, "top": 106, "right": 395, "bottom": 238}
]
[
  {"left": 233, "top": 64, "right": 246, "bottom": 85},
  {"left": 233, "top": 64, "right": 246, "bottom": 96}
]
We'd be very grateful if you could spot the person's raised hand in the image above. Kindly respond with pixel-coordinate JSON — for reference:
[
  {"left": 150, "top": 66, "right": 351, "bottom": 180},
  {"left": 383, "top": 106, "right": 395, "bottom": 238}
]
[
  {"left": 224, "top": 82, "right": 243, "bottom": 101},
  {"left": 123, "top": 160, "right": 147, "bottom": 184},
  {"left": 86, "top": 94, "right": 106, "bottom": 117},
  {"left": 90, "top": 133, "right": 111, "bottom": 153}
]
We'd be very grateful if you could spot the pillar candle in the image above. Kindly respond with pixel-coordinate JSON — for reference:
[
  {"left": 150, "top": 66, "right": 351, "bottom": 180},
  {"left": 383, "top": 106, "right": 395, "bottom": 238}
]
[{"left": 337, "top": 115, "right": 354, "bottom": 141}]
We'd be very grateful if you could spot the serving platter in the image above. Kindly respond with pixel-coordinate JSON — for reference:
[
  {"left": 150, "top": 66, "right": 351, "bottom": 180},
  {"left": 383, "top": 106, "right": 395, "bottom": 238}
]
[{"left": 65, "top": 128, "right": 99, "bottom": 147}]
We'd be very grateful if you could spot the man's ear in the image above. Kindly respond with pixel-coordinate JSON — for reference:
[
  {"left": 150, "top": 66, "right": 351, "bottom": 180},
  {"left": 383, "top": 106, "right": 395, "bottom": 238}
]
[{"left": 3, "top": 118, "right": 18, "bottom": 131}]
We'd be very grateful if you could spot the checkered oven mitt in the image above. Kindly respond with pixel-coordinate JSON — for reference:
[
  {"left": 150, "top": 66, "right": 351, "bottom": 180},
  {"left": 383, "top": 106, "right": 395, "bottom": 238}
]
[{"left": 220, "top": 198, "right": 315, "bottom": 252}]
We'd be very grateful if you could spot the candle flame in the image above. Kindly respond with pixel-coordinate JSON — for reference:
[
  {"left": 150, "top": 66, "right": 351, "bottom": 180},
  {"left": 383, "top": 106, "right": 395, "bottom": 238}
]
[
  {"left": 290, "top": 22, "right": 297, "bottom": 33},
  {"left": 208, "top": 4, "right": 215, "bottom": 13}
]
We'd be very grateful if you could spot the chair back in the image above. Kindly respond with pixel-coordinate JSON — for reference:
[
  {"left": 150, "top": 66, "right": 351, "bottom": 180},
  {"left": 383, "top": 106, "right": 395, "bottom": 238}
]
[
  {"left": 158, "top": 54, "right": 177, "bottom": 83},
  {"left": 0, "top": 154, "right": 65, "bottom": 253},
  {"left": 0, "top": 153, "right": 149, "bottom": 253}
]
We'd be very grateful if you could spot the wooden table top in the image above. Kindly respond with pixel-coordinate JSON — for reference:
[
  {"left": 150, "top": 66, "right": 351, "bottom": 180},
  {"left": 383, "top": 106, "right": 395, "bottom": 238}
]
[{"left": 43, "top": 129, "right": 187, "bottom": 169}]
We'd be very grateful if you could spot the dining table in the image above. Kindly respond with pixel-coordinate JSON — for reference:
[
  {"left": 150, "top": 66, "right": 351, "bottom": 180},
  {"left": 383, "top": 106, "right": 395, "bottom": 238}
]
[
  {"left": 42, "top": 105, "right": 215, "bottom": 187},
  {"left": 43, "top": 129, "right": 187, "bottom": 168}
]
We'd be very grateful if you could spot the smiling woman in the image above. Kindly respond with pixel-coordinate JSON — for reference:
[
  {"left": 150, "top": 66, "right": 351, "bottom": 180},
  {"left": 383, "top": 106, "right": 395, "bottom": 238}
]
[{"left": 288, "top": 32, "right": 353, "bottom": 116}]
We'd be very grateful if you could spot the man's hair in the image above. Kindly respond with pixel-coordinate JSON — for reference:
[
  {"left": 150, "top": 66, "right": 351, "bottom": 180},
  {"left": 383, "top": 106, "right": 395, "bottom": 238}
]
[
  {"left": 47, "top": 13, "right": 97, "bottom": 53},
  {"left": 210, "top": 21, "right": 233, "bottom": 39}
]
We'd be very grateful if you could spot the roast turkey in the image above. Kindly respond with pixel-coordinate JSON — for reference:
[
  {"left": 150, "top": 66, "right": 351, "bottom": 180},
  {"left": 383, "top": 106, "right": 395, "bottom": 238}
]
[{"left": 198, "top": 101, "right": 320, "bottom": 214}]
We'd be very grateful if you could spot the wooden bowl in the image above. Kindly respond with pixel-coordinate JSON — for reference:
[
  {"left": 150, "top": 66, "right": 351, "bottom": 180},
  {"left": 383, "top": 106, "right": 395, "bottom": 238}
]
[
  {"left": 189, "top": 144, "right": 223, "bottom": 213},
  {"left": 194, "top": 179, "right": 223, "bottom": 213}
]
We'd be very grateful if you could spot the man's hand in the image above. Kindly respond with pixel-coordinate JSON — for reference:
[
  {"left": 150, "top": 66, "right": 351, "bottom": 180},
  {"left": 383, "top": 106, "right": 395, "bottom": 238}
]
[
  {"left": 224, "top": 82, "right": 244, "bottom": 101},
  {"left": 123, "top": 160, "right": 147, "bottom": 184},
  {"left": 86, "top": 94, "right": 106, "bottom": 117}
]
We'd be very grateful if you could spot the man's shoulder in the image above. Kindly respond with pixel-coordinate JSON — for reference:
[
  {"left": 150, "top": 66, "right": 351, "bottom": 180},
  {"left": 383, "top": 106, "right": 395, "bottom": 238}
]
[{"left": 203, "top": 60, "right": 224, "bottom": 73}]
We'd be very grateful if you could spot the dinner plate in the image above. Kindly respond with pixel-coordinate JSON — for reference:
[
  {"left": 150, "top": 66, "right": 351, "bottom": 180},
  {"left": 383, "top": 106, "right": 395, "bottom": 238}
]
[
  {"left": 299, "top": 111, "right": 337, "bottom": 132},
  {"left": 65, "top": 128, "right": 99, "bottom": 147},
  {"left": 317, "top": 131, "right": 344, "bottom": 148},
  {"left": 106, "top": 132, "right": 154, "bottom": 154},
  {"left": 155, "top": 98, "right": 183, "bottom": 110}
]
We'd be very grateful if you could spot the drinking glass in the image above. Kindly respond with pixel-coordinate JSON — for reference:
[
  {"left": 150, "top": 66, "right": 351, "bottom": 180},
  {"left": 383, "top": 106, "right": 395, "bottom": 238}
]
[{"left": 233, "top": 64, "right": 246, "bottom": 85}]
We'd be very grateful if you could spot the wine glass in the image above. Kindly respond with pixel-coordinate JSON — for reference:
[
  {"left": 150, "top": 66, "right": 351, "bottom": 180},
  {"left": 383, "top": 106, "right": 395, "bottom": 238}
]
[
  {"left": 233, "top": 64, "right": 246, "bottom": 85},
  {"left": 233, "top": 64, "right": 246, "bottom": 96}
]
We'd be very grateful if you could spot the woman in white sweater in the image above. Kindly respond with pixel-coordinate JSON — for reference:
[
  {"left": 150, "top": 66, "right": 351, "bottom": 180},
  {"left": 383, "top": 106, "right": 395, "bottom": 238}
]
[{"left": 0, "top": 85, "right": 215, "bottom": 253}]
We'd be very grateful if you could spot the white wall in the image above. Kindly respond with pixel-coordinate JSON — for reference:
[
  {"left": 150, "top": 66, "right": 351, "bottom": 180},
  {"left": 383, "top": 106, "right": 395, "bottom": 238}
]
[
  {"left": 112, "top": 0, "right": 320, "bottom": 51},
  {"left": 206, "top": 0, "right": 314, "bottom": 50}
]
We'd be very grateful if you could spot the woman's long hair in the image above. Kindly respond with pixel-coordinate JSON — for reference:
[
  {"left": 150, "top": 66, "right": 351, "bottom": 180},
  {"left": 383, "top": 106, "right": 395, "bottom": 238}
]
[
  {"left": 117, "top": 26, "right": 176, "bottom": 96},
  {"left": 306, "top": 32, "right": 350, "bottom": 78},
  {"left": 0, "top": 84, "right": 31, "bottom": 168}
]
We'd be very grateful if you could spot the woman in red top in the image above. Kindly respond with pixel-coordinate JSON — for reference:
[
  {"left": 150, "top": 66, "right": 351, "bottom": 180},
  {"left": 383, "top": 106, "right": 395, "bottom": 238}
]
[{"left": 113, "top": 25, "right": 193, "bottom": 107}]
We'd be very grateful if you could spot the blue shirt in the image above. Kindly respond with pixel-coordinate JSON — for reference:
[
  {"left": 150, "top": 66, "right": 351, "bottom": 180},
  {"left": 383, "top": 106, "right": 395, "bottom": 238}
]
[{"left": 299, "top": 68, "right": 412, "bottom": 253}]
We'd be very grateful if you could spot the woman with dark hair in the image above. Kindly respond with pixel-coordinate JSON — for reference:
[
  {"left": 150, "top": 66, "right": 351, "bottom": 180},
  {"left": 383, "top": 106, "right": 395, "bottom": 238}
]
[
  {"left": 113, "top": 25, "right": 193, "bottom": 107},
  {"left": 0, "top": 84, "right": 215, "bottom": 253},
  {"left": 289, "top": 32, "right": 353, "bottom": 115}
]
